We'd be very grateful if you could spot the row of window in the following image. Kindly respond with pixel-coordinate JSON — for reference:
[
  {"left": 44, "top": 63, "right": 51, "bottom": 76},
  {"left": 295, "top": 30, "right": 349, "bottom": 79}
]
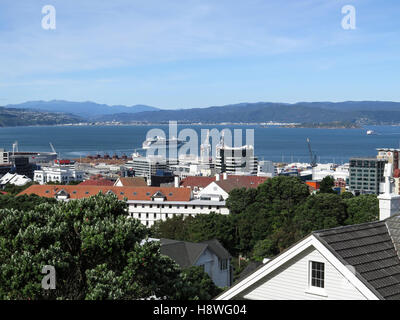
[
  {"left": 131, "top": 212, "right": 191, "bottom": 219},
  {"left": 133, "top": 204, "right": 218, "bottom": 210}
]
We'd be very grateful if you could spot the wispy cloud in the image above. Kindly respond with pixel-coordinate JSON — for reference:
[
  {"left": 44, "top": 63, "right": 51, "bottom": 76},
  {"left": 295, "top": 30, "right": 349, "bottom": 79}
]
[{"left": 1, "top": 0, "right": 400, "bottom": 106}]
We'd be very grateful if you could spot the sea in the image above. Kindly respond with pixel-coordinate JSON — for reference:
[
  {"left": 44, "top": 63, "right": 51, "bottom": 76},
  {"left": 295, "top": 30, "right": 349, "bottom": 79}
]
[{"left": 1, "top": 124, "right": 400, "bottom": 164}]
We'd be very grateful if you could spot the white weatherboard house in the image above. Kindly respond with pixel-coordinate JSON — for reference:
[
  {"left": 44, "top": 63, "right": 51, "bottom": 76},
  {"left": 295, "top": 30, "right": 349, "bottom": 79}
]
[
  {"left": 217, "top": 164, "right": 400, "bottom": 300},
  {"left": 159, "top": 238, "right": 232, "bottom": 288}
]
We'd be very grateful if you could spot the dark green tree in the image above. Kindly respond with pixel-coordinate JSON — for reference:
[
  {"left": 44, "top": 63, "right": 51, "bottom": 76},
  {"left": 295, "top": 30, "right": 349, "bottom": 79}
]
[
  {"left": 255, "top": 176, "right": 310, "bottom": 232},
  {"left": 293, "top": 193, "right": 348, "bottom": 237},
  {"left": 179, "top": 266, "right": 223, "bottom": 300},
  {"left": 0, "top": 193, "right": 212, "bottom": 300},
  {"left": 319, "top": 176, "right": 335, "bottom": 194},
  {"left": 0, "top": 193, "right": 57, "bottom": 211},
  {"left": 341, "top": 191, "right": 354, "bottom": 200},
  {"left": 150, "top": 215, "right": 193, "bottom": 241},
  {"left": 344, "top": 194, "right": 379, "bottom": 225},
  {"left": 2, "top": 181, "right": 37, "bottom": 195},
  {"left": 226, "top": 187, "right": 258, "bottom": 215},
  {"left": 252, "top": 239, "right": 275, "bottom": 262}
]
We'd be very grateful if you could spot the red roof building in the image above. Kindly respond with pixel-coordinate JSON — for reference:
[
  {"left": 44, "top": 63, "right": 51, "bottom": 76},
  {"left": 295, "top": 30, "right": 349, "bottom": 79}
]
[{"left": 18, "top": 185, "right": 192, "bottom": 202}]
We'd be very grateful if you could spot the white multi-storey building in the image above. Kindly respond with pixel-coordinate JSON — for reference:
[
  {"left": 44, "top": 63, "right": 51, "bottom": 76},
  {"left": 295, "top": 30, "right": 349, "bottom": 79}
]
[
  {"left": 0, "top": 149, "right": 10, "bottom": 165},
  {"left": 215, "top": 144, "right": 258, "bottom": 175},
  {"left": 34, "top": 166, "right": 84, "bottom": 185},
  {"left": 125, "top": 153, "right": 168, "bottom": 182},
  {"left": 257, "top": 160, "right": 276, "bottom": 177},
  {"left": 19, "top": 185, "right": 229, "bottom": 228}
]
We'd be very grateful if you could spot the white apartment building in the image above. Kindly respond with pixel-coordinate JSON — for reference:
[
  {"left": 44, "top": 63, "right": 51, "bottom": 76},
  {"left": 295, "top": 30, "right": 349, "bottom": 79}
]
[
  {"left": 125, "top": 153, "right": 168, "bottom": 181},
  {"left": 257, "top": 160, "right": 276, "bottom": 177},
  {"left": 0, "top": 149, "right": 10, "bottom": 165},
  {"left": 215, "top": 144, "right": 258, "bottom": 175},
  {"left": 34, "top": 166, "right": 84, "bottom": 185},
  {"left": 128, "top": 198, "right": 228, "bottom": 227},
  {"left": 19, "top": 185, "right": 229, "bottom": 228}
]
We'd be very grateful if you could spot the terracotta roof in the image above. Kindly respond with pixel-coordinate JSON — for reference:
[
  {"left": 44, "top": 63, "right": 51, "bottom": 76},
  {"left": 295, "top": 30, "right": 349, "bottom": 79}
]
[
  {"left": 214, "top": 175, "right": 268, "bottom": 193},
  {"left": 181, "top": 175, "right": 268, "bottom": 191},
  {"left": 79, "top": 178, "right": 114, "bottom": 186},
  {"left": 180, "top": 176, "right": 215, "bottom": 189},
  {"left": 18, "top": 185, "right": 192, "bottom": 202},
  {"left": 115, "top": 177, "right": 147, "bottom": 187}
]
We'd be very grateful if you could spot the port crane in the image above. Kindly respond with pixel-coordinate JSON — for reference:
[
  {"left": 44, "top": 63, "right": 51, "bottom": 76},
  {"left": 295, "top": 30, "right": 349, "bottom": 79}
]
[
  {"left": 49, "top": 142, "right": 60, "bottom": 160},
  {"left": 307, "top": 138, "right": 317, "bottom": 180}
]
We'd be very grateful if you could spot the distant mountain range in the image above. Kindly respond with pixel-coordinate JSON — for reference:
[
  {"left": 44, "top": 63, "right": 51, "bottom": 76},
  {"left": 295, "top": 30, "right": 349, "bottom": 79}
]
[
  {"left": 4, "top": 100, "right": 400, "bottom": 126},
  {"left": 5, "top": 100, "right": 159, "bottom": 120},
  {"left": 95, "top": 101, "right": 400, "bottom": 125}
]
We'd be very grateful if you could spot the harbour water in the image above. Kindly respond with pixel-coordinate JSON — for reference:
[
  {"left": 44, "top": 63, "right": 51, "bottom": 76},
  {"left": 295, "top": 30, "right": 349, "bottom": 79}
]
[{"left": 1, "top": 124, "right": 400, "bottom": 164}]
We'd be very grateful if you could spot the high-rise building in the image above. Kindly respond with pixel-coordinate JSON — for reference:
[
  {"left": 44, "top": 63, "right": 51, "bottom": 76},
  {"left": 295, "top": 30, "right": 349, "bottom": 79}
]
[
  {"left": 215, "top": 144, "right": 258, "bottom": 175},
  {"left": 349, "top": 157, "right": 386, "bottom": 195},
  {"left": 376, "top": 148, "right": 400, "bottom": 173},
  {"left": 125, "top": 153, "right": 168, "bottom": 182}
]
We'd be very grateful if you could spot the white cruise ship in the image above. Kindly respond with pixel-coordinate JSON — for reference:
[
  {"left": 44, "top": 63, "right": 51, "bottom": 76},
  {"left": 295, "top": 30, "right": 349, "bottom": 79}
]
[{"left": 142, "top": 136, "right": 186, "bottom": 149}]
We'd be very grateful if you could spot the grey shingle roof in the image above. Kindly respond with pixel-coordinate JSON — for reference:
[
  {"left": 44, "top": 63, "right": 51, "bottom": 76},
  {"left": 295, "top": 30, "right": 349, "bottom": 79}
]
[
  {"left": 314, "top": 215, "right": 400, "bottom": 300},
  {"left": 201, "top": 239, "right": 231, "bottom": 260},
  {"left": 160, "top": 239, "right": 207, "bottom": 268},
  {"left": 159, "top": 238, "right": 231, "bottom": 269}
]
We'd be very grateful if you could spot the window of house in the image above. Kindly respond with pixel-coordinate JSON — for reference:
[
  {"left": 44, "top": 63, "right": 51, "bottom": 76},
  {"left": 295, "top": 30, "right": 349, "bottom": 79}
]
[
  {"left": 219, "top": 259, "right": 228, "bottom": 271},
  {"left": 310, "top": 261, "right": 325, "bottom": 288}
]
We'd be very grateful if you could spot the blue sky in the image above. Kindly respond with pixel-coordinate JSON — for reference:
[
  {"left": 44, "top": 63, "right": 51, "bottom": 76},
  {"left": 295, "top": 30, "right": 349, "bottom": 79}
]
[{"left": 1, "top": 0, "right": 400, "bottom": 109}]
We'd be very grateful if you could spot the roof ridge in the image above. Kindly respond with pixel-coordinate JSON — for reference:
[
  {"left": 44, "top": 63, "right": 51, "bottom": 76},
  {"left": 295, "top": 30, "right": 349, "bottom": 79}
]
[
  {"left": 313, "top": 220, "right": 385, "bottom": 235},
  {"left": 384, "top": 218, "right": 400, "bottom": 261}
]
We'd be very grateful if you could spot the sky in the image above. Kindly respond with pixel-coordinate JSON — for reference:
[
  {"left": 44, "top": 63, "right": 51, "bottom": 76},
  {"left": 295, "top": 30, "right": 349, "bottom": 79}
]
[{"left": 0, "top": 0, "right": 400, "bottom": 109}]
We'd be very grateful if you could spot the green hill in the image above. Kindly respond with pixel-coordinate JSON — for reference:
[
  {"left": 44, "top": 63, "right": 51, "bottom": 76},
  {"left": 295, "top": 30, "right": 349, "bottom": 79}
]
[{"left": 0, "top": 107, "right": 84, "bottom": 127}]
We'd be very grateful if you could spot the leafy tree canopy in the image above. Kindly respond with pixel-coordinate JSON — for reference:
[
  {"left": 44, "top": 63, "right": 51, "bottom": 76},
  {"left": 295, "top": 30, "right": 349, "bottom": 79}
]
[{"left": 0, "top": 193, "right": 217, "bottom": 300}]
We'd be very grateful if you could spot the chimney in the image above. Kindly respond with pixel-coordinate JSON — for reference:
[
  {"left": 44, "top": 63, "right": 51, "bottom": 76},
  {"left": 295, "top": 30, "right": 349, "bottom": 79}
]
[
  {"left": 215, "top": 173, "right": 220, "bottom": 181},
  {"left": 223, "top": 172, "right": 228, "bottom": 180},
  {"left": 174, "top": 176, "right": 180, "bottom": 188},
  {"left": 378, "top": 163, "right": 400, "bottom": 220}
]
